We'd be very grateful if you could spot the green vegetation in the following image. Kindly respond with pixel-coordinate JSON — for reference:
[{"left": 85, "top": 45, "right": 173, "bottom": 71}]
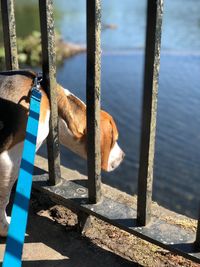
[
  {"left": 0, "top": 2, "right": 85, "bottom": 67},
  {"left": 0, "top": 31, "right": 85, "bottom": 67}
]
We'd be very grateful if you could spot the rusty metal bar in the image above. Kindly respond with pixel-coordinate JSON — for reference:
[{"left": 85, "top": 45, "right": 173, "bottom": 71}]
[
  {"left": 39, "top": 0, "right": 61, "bottom": 185},
  {"left": 137, "top": 0, "right": 163, "bottom": 226},
  {"left": 1, "top": 0, "right": 18, "bottom": 70},
  {"left": 86, "top": 0, "right": 102, "bottom": 203}
]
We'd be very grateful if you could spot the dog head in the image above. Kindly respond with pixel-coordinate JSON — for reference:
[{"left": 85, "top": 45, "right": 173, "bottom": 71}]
[
  {"left": 99, "top": 110, "right": 125, "bottom": 171},
  {"left": 58, "top": 87, "right": 125, "bottom": 172}
]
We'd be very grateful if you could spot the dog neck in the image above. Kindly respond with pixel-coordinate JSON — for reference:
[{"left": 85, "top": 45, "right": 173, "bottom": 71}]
[
  {"left": 57, "top": 86, "right": 87, "bottom": 159},
  {"left": 57, "top": 85, "right": 86, "bottom": 139}
]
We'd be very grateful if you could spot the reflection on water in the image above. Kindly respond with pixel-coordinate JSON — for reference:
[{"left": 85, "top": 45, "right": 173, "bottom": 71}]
[{"left": 1, "top": 0, "right": 200, "bottom": 218}]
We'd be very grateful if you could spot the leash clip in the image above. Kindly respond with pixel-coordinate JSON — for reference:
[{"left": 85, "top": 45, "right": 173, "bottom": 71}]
[
  {"left": 32, "top": 73, "right": 42, "bottom": 92},
  {"left": 31, "top": 73, "right": 42, "bottom": 101}
]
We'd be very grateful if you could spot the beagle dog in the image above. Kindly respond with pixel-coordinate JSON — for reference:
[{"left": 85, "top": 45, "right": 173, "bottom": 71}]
[{"left": 0, "top": 70, "right": 125, "bottom": 237}]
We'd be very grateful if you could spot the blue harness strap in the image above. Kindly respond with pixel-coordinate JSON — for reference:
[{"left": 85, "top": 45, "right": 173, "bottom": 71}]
[{"left": 3, "top": 79, "right": 42, "bottom": 267}]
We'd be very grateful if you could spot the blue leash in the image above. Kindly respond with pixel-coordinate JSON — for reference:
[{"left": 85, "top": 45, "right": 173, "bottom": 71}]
[{"left": 3, "top": 76, "right": 42, "bottom": 267}]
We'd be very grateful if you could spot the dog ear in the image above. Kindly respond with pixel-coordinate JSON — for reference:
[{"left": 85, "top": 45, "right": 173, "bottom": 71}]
[
  {"left": 108, "top": 114, "right": 119, "bottom": 148},
  {"left": 99, "top": 111, "right": 119, "bottom": 171},
  {"left": 99, "top": 111, "right": 113, "bottom": 170},
  {"left": 57, "top": 85, "right": 86, "bottom": 139}
]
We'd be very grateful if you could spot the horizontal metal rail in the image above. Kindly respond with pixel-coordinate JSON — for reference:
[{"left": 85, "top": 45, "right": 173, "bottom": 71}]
[
  {"left": 86, "top": 0, "right": 102, "bottom": 204},
  {"left": 1, "top": 0, "right": 18, "bottom": 70},
  {"left": 137, "top": 0, "right": 163, "bottom": 226},
  {"left": 38, "top": 0, "right": 61, "bottom": 185}
]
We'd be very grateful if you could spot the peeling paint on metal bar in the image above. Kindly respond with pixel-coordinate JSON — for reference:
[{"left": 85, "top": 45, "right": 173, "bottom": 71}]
[
  {"left": 1, "top": 0, "right": 18, "bottom": 70},
  {"left": 86, "top": 0, "right": 102, "bottom": 204},
  {"left": 39, "top": 0, "right": 61, "bottom": 185},
  {"left": 137, "top": 0, "right": 164, "bottom": 226}
]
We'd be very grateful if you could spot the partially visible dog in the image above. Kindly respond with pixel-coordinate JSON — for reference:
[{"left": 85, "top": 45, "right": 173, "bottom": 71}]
[{"left": 0, "top": 70, "right": 125, "bottom": 237}]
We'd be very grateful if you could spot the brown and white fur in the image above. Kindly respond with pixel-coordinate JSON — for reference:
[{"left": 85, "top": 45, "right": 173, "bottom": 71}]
[{"left": 0, "top": 70, "right": 124, "bottom": 237}]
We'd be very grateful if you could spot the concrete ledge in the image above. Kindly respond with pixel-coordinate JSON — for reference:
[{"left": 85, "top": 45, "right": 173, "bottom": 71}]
[{"left": 33, "top": 155, "right": 200, "bottom": 264}]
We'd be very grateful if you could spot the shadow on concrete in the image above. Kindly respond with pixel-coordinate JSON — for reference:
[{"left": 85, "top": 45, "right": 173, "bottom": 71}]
[{"left": 1, "top": 200, "right": 141, "bottom": 267}]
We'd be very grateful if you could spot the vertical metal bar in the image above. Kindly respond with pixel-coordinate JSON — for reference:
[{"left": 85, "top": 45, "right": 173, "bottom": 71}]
[
  {"left": 39, "top": 0, "right": 61, "bottom": 185},
  {"left": 86, "top": 0, "right": 102, "bottom": 203},
  {"left": 196, "top": 215, "right": 200, "bottom": 246},
  {"left": 1, "top": 0, "right": 18, "bottom": 70},
  {"left": 137, "top": 0, "right": 163, "bottom": 226}
]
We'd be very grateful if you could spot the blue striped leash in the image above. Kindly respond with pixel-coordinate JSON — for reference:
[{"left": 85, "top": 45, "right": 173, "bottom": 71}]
[{"left": 3, "top": 75, "right": 42, "bottom": 267}]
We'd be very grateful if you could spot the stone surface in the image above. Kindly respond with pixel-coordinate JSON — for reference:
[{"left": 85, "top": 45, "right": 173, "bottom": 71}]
[{"left": 0, "top": 155, "right": 199, "bottom": 267}]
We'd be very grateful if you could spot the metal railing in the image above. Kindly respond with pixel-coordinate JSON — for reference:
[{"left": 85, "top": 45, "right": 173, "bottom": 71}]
[
  {"left": 1, "top": 0, "right": 200, "bottom": 264},
  {"left": 1, "top": 0, "right": 18, "bottom": 69},
  {"left": 39, "top": 0, "right": 61, "bottom": 185},
  {"left": 86, "top": 0, "right": 102, "bottom": 204}
]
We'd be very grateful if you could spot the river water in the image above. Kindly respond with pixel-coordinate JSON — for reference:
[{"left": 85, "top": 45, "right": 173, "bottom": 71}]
[{"left": 3, "top": 0, "right": 200, "bottom": 218}]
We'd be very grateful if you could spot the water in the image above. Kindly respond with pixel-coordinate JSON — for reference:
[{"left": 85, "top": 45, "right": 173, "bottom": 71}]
[
  {"left": 52, "top": 52, "right": 200, "bottom": 219},
  {"left": 55, "top": 0, "right": 200, "bottom": 51},
  {"left": 2, "top": 0, "right": 200, "bottom": 218}
]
